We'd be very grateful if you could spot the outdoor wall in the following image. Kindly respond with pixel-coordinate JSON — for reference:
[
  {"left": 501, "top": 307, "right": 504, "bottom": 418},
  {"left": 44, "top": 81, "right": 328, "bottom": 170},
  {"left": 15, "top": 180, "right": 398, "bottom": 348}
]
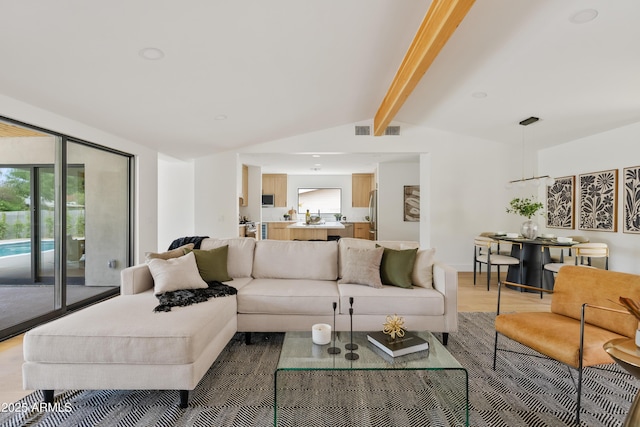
[{"left": 539, "top": 121, "right": 640, "bottom": 274}]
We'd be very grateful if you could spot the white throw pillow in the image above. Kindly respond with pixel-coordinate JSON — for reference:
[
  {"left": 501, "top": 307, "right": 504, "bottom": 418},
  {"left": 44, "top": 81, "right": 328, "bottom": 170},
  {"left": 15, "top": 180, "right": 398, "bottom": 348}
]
[
  {"left": 148, "top": 251, "right": 208, "bottom": 295},
  {"left": 338, "top": 247, "right": 384, "bottom": 289},
  {"left": 412, "top": 248, "right": 436, "bottom": 288}
]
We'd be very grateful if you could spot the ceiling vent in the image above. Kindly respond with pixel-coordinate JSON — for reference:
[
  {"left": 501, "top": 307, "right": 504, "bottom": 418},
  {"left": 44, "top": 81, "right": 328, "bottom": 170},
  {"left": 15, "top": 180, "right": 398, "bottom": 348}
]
[
  {"left": 355, "top": 125, "right": 371, "bottom": 136},
  {"left": 384, "top": 126, "right": 401, "bottom": 136}
]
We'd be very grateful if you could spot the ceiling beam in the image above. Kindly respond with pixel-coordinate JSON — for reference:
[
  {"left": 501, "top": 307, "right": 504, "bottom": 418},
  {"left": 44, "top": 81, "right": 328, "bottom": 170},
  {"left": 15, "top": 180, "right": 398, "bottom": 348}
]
[{"left": 373, "top": 0, "right": 476, "bottom": 136}]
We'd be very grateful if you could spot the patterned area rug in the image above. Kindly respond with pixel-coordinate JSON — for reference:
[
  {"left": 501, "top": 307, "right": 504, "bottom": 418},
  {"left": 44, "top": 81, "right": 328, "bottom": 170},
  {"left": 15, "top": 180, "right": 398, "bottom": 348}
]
[{"left": 1, "top": 312, "right": 636, "bottom": 426}]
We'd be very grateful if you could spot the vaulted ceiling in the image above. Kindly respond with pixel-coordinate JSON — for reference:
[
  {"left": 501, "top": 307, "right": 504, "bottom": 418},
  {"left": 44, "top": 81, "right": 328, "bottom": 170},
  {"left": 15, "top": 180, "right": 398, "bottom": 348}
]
[{"left": 1, "top": 1, "right": 639, "bottom": 164}]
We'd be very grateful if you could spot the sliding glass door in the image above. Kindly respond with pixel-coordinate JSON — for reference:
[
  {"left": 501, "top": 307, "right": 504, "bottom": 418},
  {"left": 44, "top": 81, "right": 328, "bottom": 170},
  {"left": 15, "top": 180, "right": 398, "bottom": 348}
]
[{"left": 0, "top": 119, "right": 132, "bottom": 339}]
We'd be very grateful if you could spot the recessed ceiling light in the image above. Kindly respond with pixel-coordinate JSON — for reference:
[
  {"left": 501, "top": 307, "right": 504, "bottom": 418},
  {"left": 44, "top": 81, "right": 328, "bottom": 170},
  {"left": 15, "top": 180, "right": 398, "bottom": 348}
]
[
  {"left": 312, "top": 154, "right": 321, "bottom": 158},
  {"left": 314, "top": 163, "right": 322, "bottom": 167},
  {"left": 139, "top": 47, "right": 165, "bottom": 60},
  {"left": 570, "top": 9, "right": 598, "bottom": 24},
  {"left": 214, "top": 115, "right": 227, "bottom": 120},
  {"left": 472, "top": 91, "right": 487, "bottom": 99}
]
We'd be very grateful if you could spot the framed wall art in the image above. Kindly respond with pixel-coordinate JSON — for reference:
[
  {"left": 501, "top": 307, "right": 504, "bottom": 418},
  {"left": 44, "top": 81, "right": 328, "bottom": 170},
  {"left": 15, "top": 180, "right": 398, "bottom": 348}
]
[
  {"left": 623, "top": 165, "right": 640, "bottom": 233},
  {"left": 578, "top": 169, "right": 618, "bottom": 232},
  {"left": 546, "top": 175, "right": 575, "bottom": 229},
  {"left": 403, "top": 185, "right": 420, "bottom": 222}
]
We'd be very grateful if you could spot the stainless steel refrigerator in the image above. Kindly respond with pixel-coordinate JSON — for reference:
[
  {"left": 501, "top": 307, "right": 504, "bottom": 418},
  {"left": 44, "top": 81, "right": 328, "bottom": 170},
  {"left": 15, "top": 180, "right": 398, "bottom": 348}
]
[{"left": 368, "top": 190, "right": 377, "bottom": 240}]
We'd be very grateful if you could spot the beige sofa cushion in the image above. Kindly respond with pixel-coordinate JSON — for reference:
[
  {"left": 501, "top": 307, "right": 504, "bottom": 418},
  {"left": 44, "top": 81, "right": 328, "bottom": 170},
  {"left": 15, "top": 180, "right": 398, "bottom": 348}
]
[
  {"left": 252, "top": 240, "right": 338, "bottom": 280},
  {"left": 337, "top": 283, "right": 444, "bottom": 316},
  {"left": 200, "top": 237, "right": 255, "bottom": 278},
  {"left": 237, "top": 278, "right": 339, "bottom": 315},
  {"left": 23, "top": 290, "right": 237, "bottom": 365}
]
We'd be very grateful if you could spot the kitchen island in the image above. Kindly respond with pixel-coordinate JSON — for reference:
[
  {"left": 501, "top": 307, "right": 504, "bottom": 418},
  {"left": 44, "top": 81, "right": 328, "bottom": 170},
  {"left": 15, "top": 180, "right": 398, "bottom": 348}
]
[{"left": 286, "top": 221, "right": 345, "bottom": 241}]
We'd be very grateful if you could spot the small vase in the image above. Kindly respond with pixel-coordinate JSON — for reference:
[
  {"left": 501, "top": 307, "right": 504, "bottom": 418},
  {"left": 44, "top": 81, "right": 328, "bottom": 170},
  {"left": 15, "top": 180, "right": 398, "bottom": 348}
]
[{"left": 520, "top": 219, "right": 539, "bottom": 239}]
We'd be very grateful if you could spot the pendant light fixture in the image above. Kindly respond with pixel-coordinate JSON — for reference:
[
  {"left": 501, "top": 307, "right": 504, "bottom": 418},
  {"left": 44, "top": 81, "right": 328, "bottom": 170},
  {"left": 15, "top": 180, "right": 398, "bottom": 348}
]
[{"left": 506, "top": 116, "right": 555, "bottom": 188}]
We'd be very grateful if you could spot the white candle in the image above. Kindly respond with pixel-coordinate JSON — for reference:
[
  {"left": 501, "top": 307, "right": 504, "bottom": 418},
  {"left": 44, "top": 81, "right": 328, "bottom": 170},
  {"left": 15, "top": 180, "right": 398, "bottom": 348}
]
[{"left": 312, "top": 323, "right": 331, "bottom": 345}]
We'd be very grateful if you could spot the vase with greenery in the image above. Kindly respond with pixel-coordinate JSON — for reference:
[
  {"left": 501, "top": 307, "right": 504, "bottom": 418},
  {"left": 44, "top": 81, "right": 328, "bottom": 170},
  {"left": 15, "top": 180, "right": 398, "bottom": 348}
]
[{"left": 506, "top": 196, "right": 544, "bottom": 239}]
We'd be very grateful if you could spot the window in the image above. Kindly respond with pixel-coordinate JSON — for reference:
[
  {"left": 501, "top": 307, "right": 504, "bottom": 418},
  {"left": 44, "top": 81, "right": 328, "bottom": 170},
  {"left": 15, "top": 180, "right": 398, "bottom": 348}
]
[{"left": 298, "top": 188, "right": 342, "bottom": 215}]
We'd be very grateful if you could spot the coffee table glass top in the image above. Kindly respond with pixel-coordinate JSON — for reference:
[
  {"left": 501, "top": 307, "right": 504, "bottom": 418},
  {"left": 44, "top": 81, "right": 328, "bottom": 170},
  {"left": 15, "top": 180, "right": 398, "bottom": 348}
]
[{"left": 277, "top": 330, "right": 463, "bottom": 370}]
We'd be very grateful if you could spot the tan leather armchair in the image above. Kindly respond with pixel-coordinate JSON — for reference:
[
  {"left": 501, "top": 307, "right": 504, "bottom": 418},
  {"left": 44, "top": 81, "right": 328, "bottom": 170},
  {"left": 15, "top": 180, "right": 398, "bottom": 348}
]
[{"left": 493, "top": 266, "right": 640, "bottom": 424}]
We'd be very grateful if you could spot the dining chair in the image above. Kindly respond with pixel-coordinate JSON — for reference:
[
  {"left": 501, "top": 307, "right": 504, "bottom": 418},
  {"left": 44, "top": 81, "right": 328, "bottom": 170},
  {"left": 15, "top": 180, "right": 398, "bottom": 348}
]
[
  {"left": 539, "top": 245, "right": 591, "bottom": 298},
  {"left": 474, "top": 236, "right": 523, "bottom": 291},
  {"left": 573, "top": 242, "right": 609, "bottom": 270},
  {"left": 474, "top": 232, "right": 511, "bottom": 275},
  {"left": 549, "top": 235, "right": 590, "bottom": 263}
]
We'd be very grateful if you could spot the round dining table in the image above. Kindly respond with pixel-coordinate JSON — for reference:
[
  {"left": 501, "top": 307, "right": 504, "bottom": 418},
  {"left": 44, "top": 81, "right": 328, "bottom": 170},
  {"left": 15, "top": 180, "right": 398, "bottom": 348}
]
[{"left": 491, "top": 235, "right": 576, "bottom": 291}]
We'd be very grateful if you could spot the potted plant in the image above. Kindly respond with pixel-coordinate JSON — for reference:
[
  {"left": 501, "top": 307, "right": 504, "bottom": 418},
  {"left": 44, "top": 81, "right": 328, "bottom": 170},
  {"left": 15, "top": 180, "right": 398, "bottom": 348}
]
[
  {"left": 506, "top": 196, "right": 544, "bottom": 239},
  {"left": 334, "top": 213, "right": 342, "bottom": 221}
]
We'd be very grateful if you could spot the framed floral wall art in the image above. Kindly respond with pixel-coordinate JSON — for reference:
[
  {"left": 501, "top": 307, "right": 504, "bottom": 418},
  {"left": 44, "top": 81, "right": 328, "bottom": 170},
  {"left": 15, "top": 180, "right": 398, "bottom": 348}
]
[
  {"left": 623, "top": 166, "right": 640, "bottom": 233},
  {"left": 578, "top": 169, "right": 618, "bottom": 232},
  {"left": 546, "top": 176, "right": 575, "bottom": 229}
]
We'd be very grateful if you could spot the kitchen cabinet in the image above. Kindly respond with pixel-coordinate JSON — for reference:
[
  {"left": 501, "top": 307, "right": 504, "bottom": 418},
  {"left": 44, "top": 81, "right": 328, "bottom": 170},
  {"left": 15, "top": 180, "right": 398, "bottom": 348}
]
[
  {"left": 354, "top": 222, "right": 372, "bottom": 240},
  {"left": 262, "top": 174, "right": 287, "bottom": 207},
  {"left": 267, "top": 221, "right": 294, "bottom": 240},
  {"left": 240, "top": 164, "right": 248, "bottom": 207},
  {"left": 352, "top": 173, "right": 374, "bottom": 207}
]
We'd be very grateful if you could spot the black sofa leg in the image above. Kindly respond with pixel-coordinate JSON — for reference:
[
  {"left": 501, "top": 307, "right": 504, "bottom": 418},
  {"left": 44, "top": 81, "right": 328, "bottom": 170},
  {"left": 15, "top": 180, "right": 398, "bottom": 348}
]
[
  {"left": 442, "top": 332, "right": 449, "bottom": 346},
  {"left": 245, "top": 332, "right": 252, "bottom": 345},
  {"left": 179, "top": 390, "right": 189, "bottom": 408},
  {"left": 43, "top": 390, "right": 54, "bottom": 404}
]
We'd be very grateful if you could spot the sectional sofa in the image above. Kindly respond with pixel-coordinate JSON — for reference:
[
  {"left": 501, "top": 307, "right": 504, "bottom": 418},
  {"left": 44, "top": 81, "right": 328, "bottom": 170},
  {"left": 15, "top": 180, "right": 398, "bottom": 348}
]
[{"left": 22, "top": 237, "right": 458, "bottom": 408}]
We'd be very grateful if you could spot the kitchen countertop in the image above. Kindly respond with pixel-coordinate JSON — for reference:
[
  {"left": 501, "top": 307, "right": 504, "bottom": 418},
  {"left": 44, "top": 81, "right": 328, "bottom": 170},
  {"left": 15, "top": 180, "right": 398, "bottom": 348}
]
[{"left": 286, "top": 221, "right": 345, "bottom": 229}]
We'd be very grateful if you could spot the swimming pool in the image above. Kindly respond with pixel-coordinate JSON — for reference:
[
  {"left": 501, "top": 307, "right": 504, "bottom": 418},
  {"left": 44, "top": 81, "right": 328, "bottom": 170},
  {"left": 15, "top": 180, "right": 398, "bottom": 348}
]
[{"left": 0, "top": 240, "right": 55, "bottom": 257}]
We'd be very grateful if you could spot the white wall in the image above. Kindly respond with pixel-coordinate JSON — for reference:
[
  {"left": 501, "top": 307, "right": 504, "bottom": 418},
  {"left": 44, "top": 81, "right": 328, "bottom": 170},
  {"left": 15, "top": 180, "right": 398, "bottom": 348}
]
[
  {"left": 193, "top": 151, "right": 239, "bottom": 238},
  {"left": 378, "top": 161, "right": 420, "bottom": 242},
  {"left": 157, "top": 154, "right": 195, "bottom": 250},
  {"left": 0, "top": 94, "right": 158, "bottom": 265},
  {"left": 539, "top": 121, "right": 640, "bottom": 274}
]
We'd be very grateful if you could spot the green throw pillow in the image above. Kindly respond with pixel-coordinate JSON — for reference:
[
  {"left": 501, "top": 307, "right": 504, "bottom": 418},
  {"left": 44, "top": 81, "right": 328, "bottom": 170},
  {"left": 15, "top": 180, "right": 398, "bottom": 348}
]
[
  {"left": 378, "top": 246, "right": 418, "bottom": 288},
  {"left": 187, "top": 245, "right": 233, "bottom": 282}
]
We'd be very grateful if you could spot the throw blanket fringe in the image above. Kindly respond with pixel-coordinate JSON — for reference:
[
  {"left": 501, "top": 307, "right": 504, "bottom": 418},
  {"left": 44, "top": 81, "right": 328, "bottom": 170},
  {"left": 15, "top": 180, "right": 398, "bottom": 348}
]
[
  {"left": 154, "top": 281, "right": 237, "bottom": 312},
  {"left": 168, "top": 236, "right": 209, "bottom": 250}
]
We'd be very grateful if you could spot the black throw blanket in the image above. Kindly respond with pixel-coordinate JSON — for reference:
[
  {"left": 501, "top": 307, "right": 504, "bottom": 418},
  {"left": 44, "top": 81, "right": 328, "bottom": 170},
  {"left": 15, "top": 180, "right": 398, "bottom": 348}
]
[
  {"left": 168, "top": 236, "right": 209, "bottom": 250},
  {"left": 154, "top": 281, "right": 237, "bottom": 312}
]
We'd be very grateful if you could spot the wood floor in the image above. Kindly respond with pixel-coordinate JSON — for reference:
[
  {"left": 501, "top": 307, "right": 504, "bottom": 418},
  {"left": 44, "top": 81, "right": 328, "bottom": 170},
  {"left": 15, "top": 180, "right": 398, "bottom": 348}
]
[{"left": 0, "top": 271, "right": 551, "bottom": 406}]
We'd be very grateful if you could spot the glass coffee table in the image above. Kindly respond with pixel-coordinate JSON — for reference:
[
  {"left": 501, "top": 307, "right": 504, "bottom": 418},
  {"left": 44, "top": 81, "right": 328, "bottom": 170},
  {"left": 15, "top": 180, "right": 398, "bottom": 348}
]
[{"left": 274, "top": 330, "right": 468, "bottom": 427}]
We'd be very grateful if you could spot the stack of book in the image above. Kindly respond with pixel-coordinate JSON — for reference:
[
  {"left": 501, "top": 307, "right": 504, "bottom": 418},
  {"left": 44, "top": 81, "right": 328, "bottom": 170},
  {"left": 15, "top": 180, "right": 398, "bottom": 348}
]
[{"left": 367, "top": 331, "right": 429, "bottom": 357}]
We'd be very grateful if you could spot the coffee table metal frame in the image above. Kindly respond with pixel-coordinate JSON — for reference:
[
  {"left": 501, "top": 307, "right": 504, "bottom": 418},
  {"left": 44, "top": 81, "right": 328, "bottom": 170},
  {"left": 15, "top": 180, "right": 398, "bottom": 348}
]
[{"left": 274, "top": 330, "right": 468, "bottom": 427}]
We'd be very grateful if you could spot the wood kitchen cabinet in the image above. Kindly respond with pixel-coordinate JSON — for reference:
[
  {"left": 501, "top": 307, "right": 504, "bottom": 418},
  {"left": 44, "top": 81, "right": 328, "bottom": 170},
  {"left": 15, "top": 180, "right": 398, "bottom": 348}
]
[
  {"left": 267, "top": 221, "right": 294, "bottom": 240},
  {"left": 352, "top": 173, "right": 374, "bottom": 207},
  {"left": 262, "top": 173, "right": 287, "bottom": 207},
  {"left": 240, "top": 164, "right": 248, "bottom": 207},
  {"left": 354, "top": 222, "right": 372, "bottom": 240}
]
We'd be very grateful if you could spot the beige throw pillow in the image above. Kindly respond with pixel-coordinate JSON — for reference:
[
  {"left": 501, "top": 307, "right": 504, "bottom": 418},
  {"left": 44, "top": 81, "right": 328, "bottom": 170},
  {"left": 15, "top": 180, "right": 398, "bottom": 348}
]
[
  {"left": 412, "top": 248, "right": 436, "bottom": 288},
  {"left": 338, "top": 247, "right": 384, "bottom": 289},
  {"left": 148, "top": 251, "right": 208, "bottom": 295},
  {"left": 145, "top": 243, "right": 195, "bottom": 262}
]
